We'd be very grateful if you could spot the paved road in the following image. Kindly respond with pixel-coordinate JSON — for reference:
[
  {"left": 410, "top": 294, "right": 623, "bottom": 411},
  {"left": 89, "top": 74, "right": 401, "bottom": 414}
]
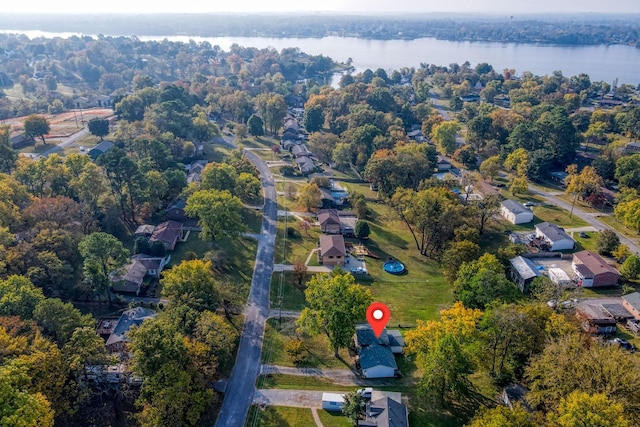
[
  {"left": 529, "top": 186, "right": 640, "bottom": 255},
  {"left": 215, "top": 146, "right": 278, "bottom": 427}
]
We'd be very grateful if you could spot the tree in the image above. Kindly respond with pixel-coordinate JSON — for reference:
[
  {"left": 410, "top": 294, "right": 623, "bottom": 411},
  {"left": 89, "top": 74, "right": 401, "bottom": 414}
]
[
  {"left": 0, "top": 125, "right": 18, "bottom": 174},
  {"left": 191, "top": 113, "right": 219, "bottom": 142},
  {"left": 194, "top": 310, "right": 238, "bottom": 371},
  {"left": 297, "top": 183, "right": 322, "bottom": 212},
  {"left": 621, "top": 255, "right": 640, "bottom": 280},
  {"left": 613, "top": 244, "right": 631, "bottom": 263},
  {"left": 468, "top": 194, "right": 501, "bottom": 235},
  {"left": 467, "top": 404, "right": 539, "bottom": 427},
  {"left": 234, "top": 123, "right": 248, "bottom": 140},
  {"left": 247, "top": 114, "right": 264, "bottom": 136},
  {"left": 297, "top": 272, "right": 372, "bottom": 357},
  {"left": 615, "top": 154, "right": 640, "bottom": 191},
  {"left": 162, "top": 260, "right": 220, "bottom": 311},
  {"left": 308, "top": 132, "right": 339, "bottom": 165},
  {"left": 441, "top": 240, "right": 481, "bottom": 283},
  {"left": 87, "top": 118, "right": 109, "bottom": 141},
  {"left": 292, "top": 263, "right": 308, "bottom": 288},
  {"left": 341, "top": 391, "right": 365, "bottom": 424},
  {"left": 596, "top": 229, "right": 620, "bottom": 256},
  {"left": 24, "top": 115, "right": 51, "bottom": 146},
  {"left": 185, "top": 189, "right": 247, "bottom": 240},
  {"left": 355, "top": 221, "right": 371, "bottom": 241},
  {"left": 303, "top": 104, "right": 324, "bottom": 132},
  {"left": 548, "top": 391, "right": 630, "bottom": 427},
  {"left": 453, "top": 253, "right": 519, "bottom": 309},
  {"left": 235, "top": 172, "right": 261, "bottom": 202},
  {"left": 479, "top": 155, "right": 501, "bottom": 182},
  {"left": 201, "top": 162, "right": 238, "bottom": 193},
  {"left": 615, "top": 199, "right": 640, "bottom": 234},
  {"left": 332, "top": 142, "right": 352, "bottom": 171},
  {"left": 565, "top": 164, "right": 603, "bottom": 218},
  {"left": 0, "top": 275, "right": 45, "bottom": 319},
  {"left": 63, "top": 327, "right": 111, "bottom": 382},
  {"left": 430, "top": 121, "right": 460, "bottom": 156},
  {"left": 33, "top": 298, "right": 93, "bottom": 346},
  {"left": 0, "top": 366, "right": 54, "bottom": 427},
  {"left": 78, "top": 232, "right": 129, "bottom": 304}
]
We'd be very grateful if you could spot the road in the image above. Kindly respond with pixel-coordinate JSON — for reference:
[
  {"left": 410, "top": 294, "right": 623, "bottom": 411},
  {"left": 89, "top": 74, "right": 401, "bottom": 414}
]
[
  {"left": 429, "top": 91, "right": 466, "bottom": 147},
  {"left": 215, "top": 144, "right": 278, "bottom": 427},
  {"left": 529, "top": 187, "right": 640, "bottom": 255}
]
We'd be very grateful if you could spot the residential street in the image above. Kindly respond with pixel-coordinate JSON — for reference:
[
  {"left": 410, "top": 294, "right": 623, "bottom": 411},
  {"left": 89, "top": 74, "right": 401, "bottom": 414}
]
[{"left": 215, "top": 144, "right": 278, "bottom": 427}]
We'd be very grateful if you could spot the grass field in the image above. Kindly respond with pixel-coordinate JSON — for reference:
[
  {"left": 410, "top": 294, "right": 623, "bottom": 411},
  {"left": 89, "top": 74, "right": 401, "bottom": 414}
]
[
  {"left": 270, "top": 272, "right": 307, "bottom": 311},
  {"left": 317, "top": 410, "right": 352, "bottom": 427},
  {"left": 245, "top": 406, "right": 315, "bottom": 427},
  {"left": 257, "top": 374, "right": 356, "bottom": 392}
]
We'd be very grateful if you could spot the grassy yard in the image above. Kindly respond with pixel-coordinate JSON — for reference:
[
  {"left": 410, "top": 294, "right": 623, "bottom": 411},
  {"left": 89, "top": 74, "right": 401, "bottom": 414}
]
[
  {"left": 243, "top": 208, "right": 263, "bottom": 234},
  {"left": 317, "top": 410, "right": 352, "bottom": 427},
  {"left": 598, "top": 215, "right": 640, "bottom": 243},
  {"left": 274, "top": 216, "right": 321, "bottom": 264},
  {"left": 270, "top": 272, "right": 307, "bottom": 311},
  {"left": 573, "top": 231, "right": 599, "bottom": 252},
  {"left": 530, "top": 204, "right": 588, "bottom": 229},
  {"left": 257, "top": 374, "right": 356, "bottom": 392},
  {"left": 245, "top": 406, "right": 315, "bottom": 427},
  {"left": 261, "top": 318, "right": 354, "bottom": 370}
]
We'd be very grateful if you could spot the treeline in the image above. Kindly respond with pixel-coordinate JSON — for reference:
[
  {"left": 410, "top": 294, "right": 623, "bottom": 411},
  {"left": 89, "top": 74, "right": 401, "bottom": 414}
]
[{"left": 2, "top": 13, "right": 640, "bottom": 45}]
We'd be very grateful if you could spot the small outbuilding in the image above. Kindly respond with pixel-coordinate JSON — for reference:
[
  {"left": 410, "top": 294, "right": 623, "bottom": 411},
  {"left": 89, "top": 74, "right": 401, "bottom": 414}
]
[
  {"left": 535, "top": 222, "right": 575, "bottom": 251},
  {"left": 509, "top": 256, "right": 540, "bottom": 292},
  {"left": 322, "top": 393, "right": 345, "bottom": 412},
  {"left": 89, "top": 140, "right": 115, "bottom": 160},
  {"left": 622, "top": 292, "right": 640, "bottom": 320},
  {"left": 500, "top": 200, "right": 534, "bottom": 225}
]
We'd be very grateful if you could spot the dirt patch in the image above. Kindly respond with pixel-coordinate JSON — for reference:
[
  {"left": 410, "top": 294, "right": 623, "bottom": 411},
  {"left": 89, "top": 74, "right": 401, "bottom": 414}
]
[{"left": 6, "top": 108, "right": 113, "bottom": 139}]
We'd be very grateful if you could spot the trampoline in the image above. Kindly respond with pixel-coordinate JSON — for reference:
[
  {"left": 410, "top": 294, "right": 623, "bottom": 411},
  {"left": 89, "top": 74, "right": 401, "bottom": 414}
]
[{"left": 383, "top": 259, "right": 406, "bottom": 275}]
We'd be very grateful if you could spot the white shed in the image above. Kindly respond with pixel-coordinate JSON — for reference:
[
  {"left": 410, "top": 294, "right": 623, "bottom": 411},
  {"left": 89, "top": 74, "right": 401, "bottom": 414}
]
[
  {"left": 500, "top": 200, "right": 534, "bottom": 225},
  {"left": 535, "top": 222, "right": 575, "bottom": 251},
  {"left": 548, "top": 267, "right": 572, "bottom": 287},
  {"left": 322, "top": 393, "right": 345, "bottom": 411}
]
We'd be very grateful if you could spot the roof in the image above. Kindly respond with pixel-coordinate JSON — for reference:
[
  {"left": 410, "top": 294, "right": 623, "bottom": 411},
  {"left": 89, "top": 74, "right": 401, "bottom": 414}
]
[
  {"left": 573, "top": 251, "right": 620, "bottom": 277},
  {"left": 356, "top": 324, "right": 390, "bottom": 347},
  {"left": 504, "top": 384, "right": 528, "bottom": 403},
  {"left": 509, "top": 256, "right": 540, "bottom": 281},
  {"left": 111, "top": 261, "right": 147, "bottom": 292},
  {"left": 167, "top": 199, "right": 186, "bottom": 211},
  {"left": 501, "top": 199, "right": 529, "bottom": 215},
  {"left": 134, "top": 224, "right": 156, "bottom": 236},
  {"left": 359, "top": 343, "right": 398, "bottom": 371},
  {"left": 576, "top": 304, "right": 615, "bottom": 322},
  {"left": 90, "top": 140, "right": 114, "bottom": 154},
  {"left": 536, "top": 222, "right": 574, "bottom": 243},
  {"left": 387, "top": 330, "right": 405, "bottom": 348},
  {"left": 361, "top": 397, "right": 408, "bottom": 427},
  {"left": 622, "top": 292, "right": 640, "bottom": 311},
  {"left": 322, "top": 393, "right": 345, "bottom": 403},
  {"left": 131, "top": 254, "right": 164, "bottom": 271},
  {"left": 437, "top": 155, "right": 451, "bottom": 165},
  {"left": 320, "top": 235, "right": 346, "bottom": 257},
  {"left": 318, "top": 209, "right": 340, "bottom": 225},
  {"left": 601, "top": 303, "right": 634, "bottom": 319},
  {"left": 150, "top": 220, "right": 182, "bottom": 245},
  {"left": 105, "top": 307, "right": 156, "bottom": 347}
]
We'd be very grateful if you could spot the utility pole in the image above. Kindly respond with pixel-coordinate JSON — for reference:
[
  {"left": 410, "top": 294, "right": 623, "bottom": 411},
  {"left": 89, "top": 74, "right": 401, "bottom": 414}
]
[{"left": 278, "top": 206, "right": 287, "bottom": 326}]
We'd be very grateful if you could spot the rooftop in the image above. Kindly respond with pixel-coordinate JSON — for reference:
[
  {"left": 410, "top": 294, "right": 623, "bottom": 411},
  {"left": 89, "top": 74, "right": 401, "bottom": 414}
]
[
  {"left": 359, "top": 397, "right": 408, "bottom": 427},
  {"left": 573, "top": 251, "right": 620, "bottom": 277},
  {"left": 318, "top": 209, "right": 340, "bottom": 225},
  {"left": 501, "top": 199, "right": 530, "bottom": 215},
  {"left": 105, "top": 307, "right": 156, "bottom": 348},
  {"left": 320, "top": 234, "right": 346, "bottom": 257},
  {"left": 536, "top": 222, "right": 574, "bottom": 243},
  {"left": 510, "top": 256, "right": 540, "bottom": 281},
  {"left": 150, "top": 220, "right": 183, "bottom": 245},
  {"left": 622, "top": 292, "right": 640, "bottom": 311}
]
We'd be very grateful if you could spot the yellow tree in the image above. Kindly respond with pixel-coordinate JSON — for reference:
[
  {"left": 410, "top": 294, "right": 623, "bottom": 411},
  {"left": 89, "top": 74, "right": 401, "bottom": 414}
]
[
  {"left": 504, "top": 148, "right": 529, "bottom": 195},
  {"left": 548, "top": 391, "right": 629, "bottom": 427},
  {"left": 297, "top": 183, "right": 322, "bottom": 212},
  {"left": 565, "top": 165, "right": 603, "bottom": 218}
]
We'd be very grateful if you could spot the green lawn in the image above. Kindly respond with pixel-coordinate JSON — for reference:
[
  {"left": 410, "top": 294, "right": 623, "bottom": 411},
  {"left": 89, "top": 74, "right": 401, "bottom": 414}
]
[
  {"left": 261, "top": 318, "right": 354, "bottom": 370},
  {"left": 317, "top": 410, "right": 352, "bottom": 427},
  {"left": 530, "top": 204, "right": 588, "bottom": 229},
  {"left": 598, "top": 215, "right": 640, "bottom": 243},
  {"left": 573, "top": 231, "right": 599, "bottom": 252},
  {"left": 270, "top": 272, "right": 307, "bottom": 311},
  {"left": 257, "top": 374, "right": 356, "bottom": 392},
  {"left": 274, "top": 217, "right": 321, "bottom": 265},
  {"left": 245, "top": 406, "right": 315, "bottom": 427},
  {"left": 242, "top": 208, "right": 263, "bottom": 234}
]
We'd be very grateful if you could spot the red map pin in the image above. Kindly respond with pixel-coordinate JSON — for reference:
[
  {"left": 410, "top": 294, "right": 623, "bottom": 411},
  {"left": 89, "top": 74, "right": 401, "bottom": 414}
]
[{"left": 366, "top": 302, "right": 390, "bottom": 338}]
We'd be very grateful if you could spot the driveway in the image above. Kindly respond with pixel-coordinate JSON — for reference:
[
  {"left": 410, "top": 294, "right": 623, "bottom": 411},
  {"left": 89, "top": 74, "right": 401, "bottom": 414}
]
[
  {"left": 215, "top": 141, "right": 278, "bottom": 427},
  {"left": 253, "top": 389, "right": 324, "bottom": 408}
]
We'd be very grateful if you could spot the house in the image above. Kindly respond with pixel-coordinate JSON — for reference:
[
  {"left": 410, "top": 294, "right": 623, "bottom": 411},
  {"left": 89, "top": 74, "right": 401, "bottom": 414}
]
[
  {"left": 600, "top": 303, "right": 634, "bottom": 323},
  {"left": 321, "top": 393, "right": 345, "bottom": 412},
  {"left": 105, "top": 307, "right": 156, "bottom": 353},
  {"left": 460, "top": 94, "right": 480, "bottom": 103},
  {"left": 166, "top": 199, "right": 187, "bottom": 222},
  {"left": 359, "top": 397, "right": 409, "bottom": 427},
  {"left": 509, "top": 256, "right": 540, "bottom": 292},
  {"left": 89, "top": 140, "right": 115, "bottom": 160},
  {"left": 9, "top": 133, "right": 33, "bottom": 149},
  {"left": 502, "top": 384, "right": 531, "bottom": 411},
  {"left": 622, "top": 292, "right": 640, "bottom": 320},
  {"left": 296, "top": 156, "right": 315, "bottom": 175},
  {"left": 291, "top": 144, "right": 309, "bottom": 158},
  {"left": 535, "top": 222, "right": 575, "bottom": 251},
  {"left": 572, "top": 250, "right": 620, "bottom": 287},
  {"left": 320, "top": 187, "right": 335, "bottom": 208},
  {"left": 318, "top": 234, "right": 346, "bottom": 266},
  {"left": 575, "top": 304, "right": 617, "bottom": 335},
  {"left": 339, "top": 211, "right": 358, "bottom": 237},
  {"left": 281, "top": 139, "right": 296, "bottom": 151},
  {"left": 149, "top": 220, "right": 187, "bottom": 251},
  {"left": 407, "top": 129, "right": 424, "bottom": 142},
  {"left": 550, "top": 171, "right": 569, "bottom": 186},
  {"left": 625, "top": 142, "right": 640, "bottom": 153},
  {"left": 111, "top": 254, "right": 169, "bottom": 295},
  {"left": 500, "top": 200, "right": 534, "bottom": 225},
  {"left": 437, "top": 156, "right": 452, "bottom": 171},
  {"left": 354, "top": 324, "right": 400, "bottom": 379},
  {"left": 185, "top": 160, "right": 208, "bottom": 184},
  {"left": 318, "top": 209, "right": 341, "bottom": 234}
]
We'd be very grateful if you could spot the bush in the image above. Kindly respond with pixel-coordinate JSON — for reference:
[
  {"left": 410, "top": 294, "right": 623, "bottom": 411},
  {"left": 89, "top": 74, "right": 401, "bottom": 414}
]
[
  {"left": 285, "top": 339, "right": 306, "bottom": 364},
  {"left": 596, "top": 229, "right": 620, "bottom": 256},
  {"left": 287, "top": 227, "right": 299, "bottom": 238},
  {"left": 621, "top": 255, "right": 640, "bottom": 281}
]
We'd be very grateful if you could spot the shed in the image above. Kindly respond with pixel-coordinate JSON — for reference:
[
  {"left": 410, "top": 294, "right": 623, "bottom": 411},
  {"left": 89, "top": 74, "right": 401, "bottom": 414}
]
[
  {"left": 509, "top": 256, "right": 540, "bottom": 292},
  {"left": 500, "top": 200, "right": 534, "bottom": 225},
  {"left": 535, "top": 222, "right": 575, "bottom": 251},
  {"left": 548, "top": 267, "right": 572, "bottom": 287},
  {"left": 322, "top": 393, "right": 345, "bottom": 412},
  {"left": 89, "top": 140, "right": 115, "bottom": 160},
  {"left": 572, "top": 250, "right": 620, "bottom": 287}
]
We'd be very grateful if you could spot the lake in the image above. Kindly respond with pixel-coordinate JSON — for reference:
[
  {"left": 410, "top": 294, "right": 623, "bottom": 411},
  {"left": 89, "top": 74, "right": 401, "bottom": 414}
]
[{"left": 3, "top": 30, "right": 640, "bottom": 86}]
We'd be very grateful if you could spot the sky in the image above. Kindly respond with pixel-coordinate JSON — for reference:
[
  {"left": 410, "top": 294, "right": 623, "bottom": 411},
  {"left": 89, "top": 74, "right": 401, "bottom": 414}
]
[{"left": 6, "top": 0, "right": 640, "bottom": 14}]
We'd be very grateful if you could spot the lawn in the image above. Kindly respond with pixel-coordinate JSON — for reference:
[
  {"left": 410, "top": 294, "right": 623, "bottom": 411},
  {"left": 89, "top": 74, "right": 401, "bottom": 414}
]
[
  {"left": 598, "top": 215, "right": 640, "bottom": 243},
  {"left": 261, "top": 318, "right": 354, "bottom": 370},
  {"left": 243, "top": 208, "right": 263, "bottom": 234},
  {"left": 573, "top": 231, "right": 599, "bottom": 252},
  {"left": 245, "top": 405, "right": 315, "bottom": 427},
  {"left": 274, "top": 217, "right": 321, "bottom": 264},
  {"left": 317, "top": 410, "right": 352, "bottom": 427},
  {"left": 530, "top": 204, "right": 588, "bottom": 229},
  {"left": 257, "top": 374, "right": 356, "bottom": 392},
  {"left": 270, "top": 272, "right": 307, "bottom": 311}
]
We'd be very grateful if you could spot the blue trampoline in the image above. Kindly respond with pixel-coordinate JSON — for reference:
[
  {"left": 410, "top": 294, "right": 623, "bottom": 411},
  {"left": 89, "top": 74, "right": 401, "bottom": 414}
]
[{"left": 383, "top": 259, "right": 406, "bottom": 275}]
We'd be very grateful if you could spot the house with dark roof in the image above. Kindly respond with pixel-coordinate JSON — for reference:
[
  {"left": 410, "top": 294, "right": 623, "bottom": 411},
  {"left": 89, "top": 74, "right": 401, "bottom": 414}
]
[
  {"left": 509, "top": 256, "right": 540, "bottom": 292},
  {"left": 105, "top": 307, "right": 156, "bottom": 353},
  {"left": 535, "top": 222, "right": 575, "bottom": 251},
  {"left": 502, "top": 384, "right": 531, "bottom": 411},
  {"left": 437, "top": 156, "right": 452, "bottom": 171},
  {"left": 318, "top": 235, "right": 346, "bottom": 266},
  {"left": 354, "top": 324, "right": 400, "bottom": 379},
  {"left": 110, "top": 254, "right": 169, "bottom": 295},
  {"left": 89, "top": 140, "right": 115, "bottom": 160},
  {"left": 166, "top": 199, "right": 187, "bottom": 222},
  {"left": 291, "top": 144, "right": 310, "bottom": 158},
  {"left": 296, "top": 155, "right": 315, "bottom": 175},
  {"left": 572, "top": 250, "right": 620, "bottom": 287},
  {"left": 9, "top": 133, "right": 34, "bottom": 149},
  {"left": 500, "top": 200, "right": 533, "bottom": 225},
  {"left": 149, "top": 220, "right": 187, "bottom": 251},
  {"left": 359, "top": 397, "right": 409, "bottom": 427},
  {"left": 134, "top": 224, "right": 156, "bottom": 237},
  {"left": 575, "top": 304, "right": 617, "bottom": 335},
  {"left": 318, "top": 209, "right": 341, "bottom": 234},
  {"left": 622, "top": 292, "right": 640, "bottom": 320},
  {"left": 625, "top": 142, "right": 640, "bottom": 153}
]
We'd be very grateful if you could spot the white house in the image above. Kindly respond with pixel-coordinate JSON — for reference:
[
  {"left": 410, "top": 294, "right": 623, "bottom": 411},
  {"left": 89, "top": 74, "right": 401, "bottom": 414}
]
[
  {"left": 355, "top": 324, "right": 399, "bottom": 379},
  {"left": 535, "top": 222, "right": 575, "bottom": 251},
  {"left": 500, "top": 200, "right": 534, "bottom": 225},
  {"left": 322, "top": 393, "right": 345, "bottom": 412}
]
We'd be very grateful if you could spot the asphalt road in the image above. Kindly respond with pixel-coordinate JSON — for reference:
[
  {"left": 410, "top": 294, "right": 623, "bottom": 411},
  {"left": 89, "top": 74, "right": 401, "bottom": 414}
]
[{"left": 215, "top": 147, "right": 278, "bottom": 427}]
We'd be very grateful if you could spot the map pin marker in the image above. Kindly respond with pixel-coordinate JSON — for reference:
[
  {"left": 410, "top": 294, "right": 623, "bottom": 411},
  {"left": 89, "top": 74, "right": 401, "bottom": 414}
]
[{"left": 366, "top": 302, "right": 390, "bottom": 338}]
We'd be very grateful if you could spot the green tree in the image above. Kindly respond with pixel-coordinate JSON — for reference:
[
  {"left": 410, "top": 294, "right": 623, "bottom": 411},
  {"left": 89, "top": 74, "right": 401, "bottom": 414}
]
[
  {"left": 596, "top": 229, "right": 620, "bottom": 256},
  {"left": 341, "top": 391, "right": 365, "bottom": 424},
  {"left": 441, "top": 240, "right": 481, "bottom": 283},
  {"left": 621, "top": 255, "right": 640, "bottom": 280},
  {"left": 354, "top": 221, "right": 370, "bottom": 241},
  {"left": 191, "top": 112, "right": 219, "bottom": 142},
  {"left": 0, "top": 275, "right": 45, "bottom": 319},
  {"left": 430, "top": 121, "right": 461, "bottom": 156},
  {"left": 303, "top": 104, "right": 324, "bottom": 132},
  {"left": 161, "top": 260, "right": 220, "bottom": 312},
  {"left": 479, "top": 155, "right": 501, "bottom": 182},
  {"left": 548, "top": 391, "right": 630, "bottom": 427},
  {"left": 115, "top": 95, "right": 145, "bottom": 122},
  {"left": 24, "top": 115, "right": 51, "bottom": 146},
  {"left": 194, "top": 310, "right": 238, "bottom": 371},
  {"left": 467, "top": 404, "right": 539, "bottom": 427},
  {"left": 78, "top": 232, "right": 129, "bottom": 304},
  {"left": 308, "top": 132, "right": 339, "bottom": 165},
  {"left": 297, "top": 272, "right": 372, "bottom": 357},
  {"left": 235, "top": 172, "right": 261, "bottom": 202},
  {"left": 33, "top": 298, "right": 93, "bottom": 346},
  {"left": 201, "top": 162, "right": 238, "bottom": 193},
  {"left": 247, "top": 114, "right": 264, "bottom": 136},
  {"left": 87, "top": 118, "right": 109, "bottom": 141},
  {"left": 63, "top": 327, "right": 111, "bottom": 383},
  {"left": 615, "top": 199, "right": 640, "bottom": 234},
  {"left": 615, "top": 154, "right": 640, "bottom": 191},
  {"left": 564, "top": 164, "right": 603, "bottom": 218},
  {"left": 234, "top": 123, "right": 248, "bottom": 140},
  {"left": 297, "top": 183, "right": 322, "bottom": 212},
  {"left": 0, "top": 366, "right": 54, "bottom": 427},
  {"left": 185, "top": 189, "right": 247, "bottom": 240},
  {"left": 453, "top": 253, "right": 519, "bottom": 309},
  {"left": 332, "top": 142, "right": 352, "bottom": 171},
  {"left": 0, "top": 125, "right": 18, "bottom": 174}
]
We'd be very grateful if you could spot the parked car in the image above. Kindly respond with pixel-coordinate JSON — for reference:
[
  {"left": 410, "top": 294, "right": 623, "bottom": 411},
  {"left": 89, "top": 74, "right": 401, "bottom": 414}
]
[
  {"left": 579, "top": 231, "right": 588, "bottom": 238},
  {"left": 357, "top": 388, "right": 372, "bottom": 399},
  {"left": 609, "top": 337, "right": 636, "bottom": 352},
  {"left": 524, "top": 201, "right": 535, "bottom": 207}
]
